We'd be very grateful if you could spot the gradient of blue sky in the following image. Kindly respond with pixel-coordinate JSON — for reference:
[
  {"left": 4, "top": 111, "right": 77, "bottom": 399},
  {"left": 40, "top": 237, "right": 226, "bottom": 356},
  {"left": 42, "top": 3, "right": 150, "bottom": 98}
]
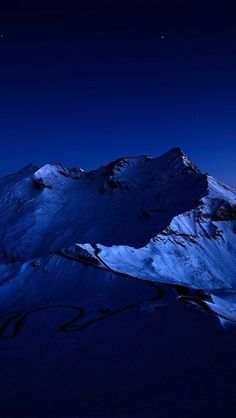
[{"left": 0, "top": 0, "right": 235, "bottom": 185}]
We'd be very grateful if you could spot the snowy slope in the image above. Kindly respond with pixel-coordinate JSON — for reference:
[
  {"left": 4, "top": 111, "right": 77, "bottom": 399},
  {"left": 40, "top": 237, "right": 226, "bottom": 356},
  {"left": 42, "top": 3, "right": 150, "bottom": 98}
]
[{"left": 81, "top": 175, "right": 236, "bottom": 290}]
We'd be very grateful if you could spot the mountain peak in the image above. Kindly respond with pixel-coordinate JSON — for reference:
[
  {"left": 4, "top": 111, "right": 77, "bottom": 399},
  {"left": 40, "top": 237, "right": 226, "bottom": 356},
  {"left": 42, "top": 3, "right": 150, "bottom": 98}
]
[{"left": 158, "top": 147, "right": 200, "bottom": 174}]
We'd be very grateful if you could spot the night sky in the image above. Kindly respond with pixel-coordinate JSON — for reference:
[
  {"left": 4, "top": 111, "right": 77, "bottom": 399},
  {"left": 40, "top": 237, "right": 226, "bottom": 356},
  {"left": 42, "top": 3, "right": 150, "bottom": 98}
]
[{"left": 0, "top": 0, "right": 236, "bottom": 184}]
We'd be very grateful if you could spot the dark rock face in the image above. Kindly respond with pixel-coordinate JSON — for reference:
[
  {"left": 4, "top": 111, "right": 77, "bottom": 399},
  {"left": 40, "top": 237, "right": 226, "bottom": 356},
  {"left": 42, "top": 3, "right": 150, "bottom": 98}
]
[
  {"left": 213, "top": 201, "right": 236, "bottom": 221},
  {"left": 32, "top": 177, "right": 53, "bottom": 190}
]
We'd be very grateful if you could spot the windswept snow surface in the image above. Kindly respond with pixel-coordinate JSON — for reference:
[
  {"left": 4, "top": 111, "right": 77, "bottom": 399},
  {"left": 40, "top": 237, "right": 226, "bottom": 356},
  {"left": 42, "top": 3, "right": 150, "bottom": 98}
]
[{"left": 0, "top": 148, "right": 236, "bottom": 418}]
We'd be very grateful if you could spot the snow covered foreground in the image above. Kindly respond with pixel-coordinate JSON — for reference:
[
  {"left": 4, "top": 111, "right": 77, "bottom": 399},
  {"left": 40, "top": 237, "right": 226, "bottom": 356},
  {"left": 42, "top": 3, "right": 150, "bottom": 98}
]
[{"left": 0, "top": 147, "right": 235, "bottom": 322}]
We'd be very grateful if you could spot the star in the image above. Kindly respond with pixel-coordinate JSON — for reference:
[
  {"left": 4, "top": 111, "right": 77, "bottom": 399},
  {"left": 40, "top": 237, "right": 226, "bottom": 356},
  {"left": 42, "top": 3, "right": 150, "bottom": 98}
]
[{"left": 160, "top": 34, "right": 166, "bottom": 39}]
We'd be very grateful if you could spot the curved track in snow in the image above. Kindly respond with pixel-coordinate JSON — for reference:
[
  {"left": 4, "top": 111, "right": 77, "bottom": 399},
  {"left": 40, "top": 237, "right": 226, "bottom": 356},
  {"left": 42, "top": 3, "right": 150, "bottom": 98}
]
[{"left": 0, "top": 285, "right": 165, "bottom": 339}]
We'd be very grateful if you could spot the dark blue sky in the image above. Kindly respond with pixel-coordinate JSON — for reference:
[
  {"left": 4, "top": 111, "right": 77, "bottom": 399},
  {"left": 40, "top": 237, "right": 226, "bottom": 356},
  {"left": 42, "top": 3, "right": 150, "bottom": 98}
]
[{"left": 0, "top": 0, "right": 236, "bottom": 184}]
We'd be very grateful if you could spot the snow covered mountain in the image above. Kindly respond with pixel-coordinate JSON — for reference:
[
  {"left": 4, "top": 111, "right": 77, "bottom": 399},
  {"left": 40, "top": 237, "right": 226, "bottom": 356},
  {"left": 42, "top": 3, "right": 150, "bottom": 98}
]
[
  {"left": 0, "top": 147, "right": 235, "bottom": 320},
  {"left": 0, "top": 148, "right": 236, "bottom": 418},
  {"left": 0, "top": 147, "right": 206, "bottom": 261}
]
